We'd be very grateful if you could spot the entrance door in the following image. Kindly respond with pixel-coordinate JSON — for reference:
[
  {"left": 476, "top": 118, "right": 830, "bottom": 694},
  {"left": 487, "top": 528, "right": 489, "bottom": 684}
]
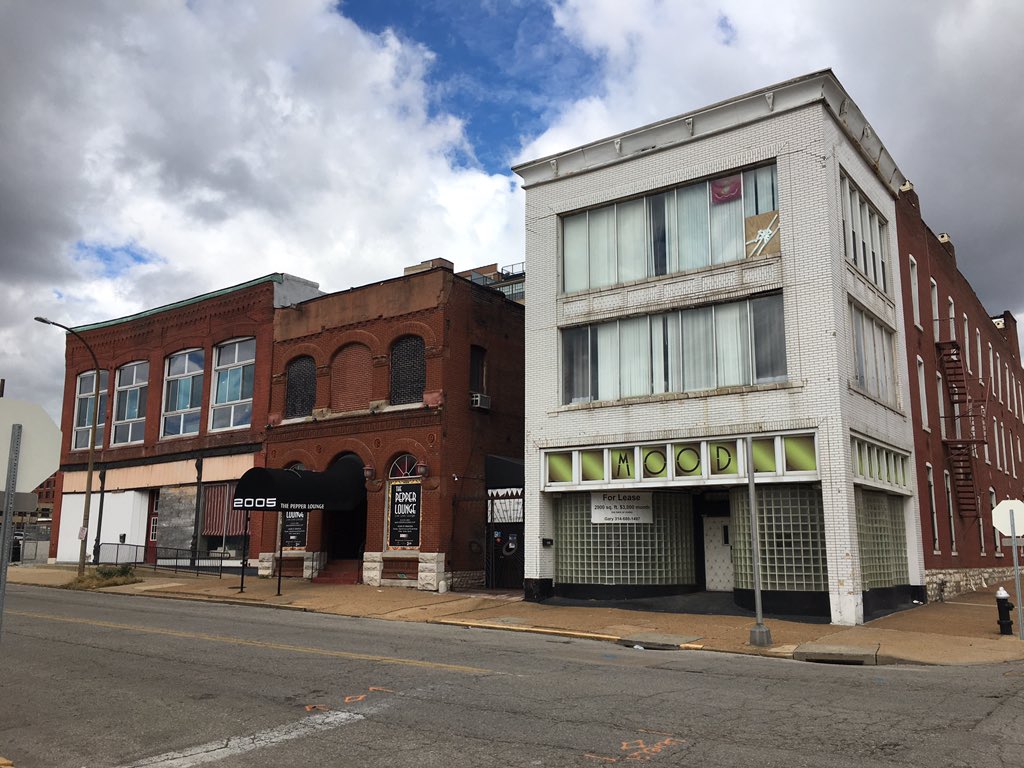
[{"left": 702, "top": 516, "right": 734, "bottom": 591}]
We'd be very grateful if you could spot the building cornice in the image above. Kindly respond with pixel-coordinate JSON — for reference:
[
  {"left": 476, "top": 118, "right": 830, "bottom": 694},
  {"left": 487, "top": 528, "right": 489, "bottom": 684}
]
[{"left": 513, "top": 69, "right": 905, "bottom": 196}]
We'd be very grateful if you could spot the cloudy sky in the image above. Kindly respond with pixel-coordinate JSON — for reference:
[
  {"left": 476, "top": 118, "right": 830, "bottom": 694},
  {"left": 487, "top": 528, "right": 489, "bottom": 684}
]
[{"left": 2, "top": 0, "right": 1022, "bottom": 421}]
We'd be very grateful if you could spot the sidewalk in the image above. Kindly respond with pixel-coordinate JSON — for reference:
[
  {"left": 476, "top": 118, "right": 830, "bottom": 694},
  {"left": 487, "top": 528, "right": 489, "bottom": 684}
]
[{"left": 8, "top": 564, "right": 1024, "bottom": 666}]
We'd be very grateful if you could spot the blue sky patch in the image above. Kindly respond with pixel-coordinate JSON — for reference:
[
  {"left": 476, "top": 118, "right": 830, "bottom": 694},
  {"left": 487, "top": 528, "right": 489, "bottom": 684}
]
[
  {"left": 73, "top": 241, "right": 157, "bottom": 278},
  {"left": 340, "top": 0, "right": 601, "bottom": 174}
]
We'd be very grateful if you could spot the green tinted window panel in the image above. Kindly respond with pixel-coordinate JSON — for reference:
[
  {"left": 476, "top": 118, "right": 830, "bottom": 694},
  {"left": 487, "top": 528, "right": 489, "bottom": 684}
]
[
  {"left": 708, "top": 441, "right": 739, "bottom": 475},
  {"left": 547, "top": 452, "right": 573, "bottom": 484},
  {"left": 784, "top": 435, "right": 817, "bottom": 472},
  {"left": 580, "top": 450, "right": 605, "bottom": 482},
  {"left": 673, "top": 443, "right": 702, "bottom": 477},
  {"left": 752, "top": 438, "right": 777, "bottom": 473},
  {"left": 642, "top": 446, "right": 670, "bottom": 479},
  {"left": 609, "top": 447, "right": 637, "bottom": 480}
]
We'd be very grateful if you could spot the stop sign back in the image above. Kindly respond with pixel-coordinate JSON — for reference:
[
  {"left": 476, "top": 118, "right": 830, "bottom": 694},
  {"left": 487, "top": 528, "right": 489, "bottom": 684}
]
[
  {"left": 0, "top": 399, "right": 62, "bottom": 493},
  {"left": 992, "top": 499, "right": 1024, "bottom": 537}
]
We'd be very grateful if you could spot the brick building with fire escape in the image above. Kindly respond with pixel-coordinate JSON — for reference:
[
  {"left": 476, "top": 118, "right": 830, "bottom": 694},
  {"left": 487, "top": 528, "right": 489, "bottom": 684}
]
[{"left": 897, "top": 185, "right": 1024, "bottom": 599}]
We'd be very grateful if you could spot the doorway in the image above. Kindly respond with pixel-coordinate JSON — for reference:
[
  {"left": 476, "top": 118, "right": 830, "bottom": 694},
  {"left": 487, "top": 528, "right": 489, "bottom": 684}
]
[{"left": 695, "top": 492, "right": 733, "bottom": 592}]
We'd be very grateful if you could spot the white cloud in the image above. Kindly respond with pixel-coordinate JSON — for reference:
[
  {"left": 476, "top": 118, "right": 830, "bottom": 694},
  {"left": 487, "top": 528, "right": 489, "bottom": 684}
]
[{"left": 0, "top": 0, "right": 524, "bottom": 418}]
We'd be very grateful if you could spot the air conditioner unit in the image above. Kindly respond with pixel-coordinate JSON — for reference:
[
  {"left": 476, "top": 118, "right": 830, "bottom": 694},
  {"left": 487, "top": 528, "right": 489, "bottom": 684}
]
[{"left": 470, "top": 392, "right": 491, "bottom": 410}]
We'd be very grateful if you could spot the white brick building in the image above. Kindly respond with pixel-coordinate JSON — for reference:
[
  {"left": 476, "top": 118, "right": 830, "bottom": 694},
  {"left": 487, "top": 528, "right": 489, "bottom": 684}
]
[{"left": 513, "top": 70, "right": 923, "bottom": 626}]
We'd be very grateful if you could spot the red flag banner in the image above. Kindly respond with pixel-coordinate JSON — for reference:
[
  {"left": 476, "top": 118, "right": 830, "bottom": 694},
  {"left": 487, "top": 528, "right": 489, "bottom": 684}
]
[{"left": 711, "top": 175, "right": 742, "bottom": 204}]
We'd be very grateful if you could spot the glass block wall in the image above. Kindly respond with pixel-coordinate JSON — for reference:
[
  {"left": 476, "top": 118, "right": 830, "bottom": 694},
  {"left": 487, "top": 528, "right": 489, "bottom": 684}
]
[
  {"left": 554, "top": 492, "right": 695, "bottom": 585},
  {"left": 856, "top": 489, "right": 909, "bottom": 589},
  {"left": 731, "top": 485, "right": 827, "bottom": 591}
]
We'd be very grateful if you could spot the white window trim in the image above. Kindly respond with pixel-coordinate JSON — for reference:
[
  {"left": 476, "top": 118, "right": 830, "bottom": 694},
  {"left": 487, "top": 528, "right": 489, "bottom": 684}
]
[
  {"left": 908, "top": 255, "right": 921, "bottom": 328},
  {"left": 209, "top": 337, "right": 256, "bottom": 432},
  {"left": 917, "top": 356, "right": 929, "bottom": 431},
  {"left": 162, "top": 348, "right": 204, "bottom": 439},
  {"left": 111, "top": 361, "right": 148, "bottom": 446}
]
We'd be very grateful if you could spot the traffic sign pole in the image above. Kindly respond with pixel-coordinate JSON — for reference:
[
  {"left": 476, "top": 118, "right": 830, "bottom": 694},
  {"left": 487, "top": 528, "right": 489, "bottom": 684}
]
[
  {"left": 1012, "top": 514, "right": 1023, "bottom": 641},
  {"left": 0, "top": 424, "right": 23, "bottom": 640}
]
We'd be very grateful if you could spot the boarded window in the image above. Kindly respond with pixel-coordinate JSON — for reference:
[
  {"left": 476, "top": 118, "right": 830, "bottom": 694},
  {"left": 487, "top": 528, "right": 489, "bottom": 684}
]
[{"left": 331, "top": 344, "right": 373, "bottom": 412}]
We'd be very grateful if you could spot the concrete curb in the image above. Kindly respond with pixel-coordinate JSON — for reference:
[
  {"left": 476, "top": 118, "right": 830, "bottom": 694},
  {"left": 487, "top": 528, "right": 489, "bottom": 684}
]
[
  {"left": 792, "top": 642, "right": 880, "bottom": 665},
  {"left": 433, "top": 618, "right": 622, "bottom": 643}
]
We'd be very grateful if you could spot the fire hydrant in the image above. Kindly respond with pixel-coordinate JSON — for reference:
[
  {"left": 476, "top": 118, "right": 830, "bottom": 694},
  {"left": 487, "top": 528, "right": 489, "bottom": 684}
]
[{"left": 996, "top": 587, "right": 1014, "bottom": 636}]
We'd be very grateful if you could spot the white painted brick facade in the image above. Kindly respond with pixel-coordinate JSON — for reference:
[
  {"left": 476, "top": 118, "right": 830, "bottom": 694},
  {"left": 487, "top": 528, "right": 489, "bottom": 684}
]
[{"left": 519, "top": 82, "right": 921, "bottom": 626}]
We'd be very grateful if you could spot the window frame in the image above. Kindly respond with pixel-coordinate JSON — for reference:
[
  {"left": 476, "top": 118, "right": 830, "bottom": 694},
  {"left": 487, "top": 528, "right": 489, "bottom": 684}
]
[
  {"left": 210, "top": 337, "right": 256, "bottom": 431},
  {"left": 560, "top": 293, "right": 786, "bottom": 406},
  {"left": 162, "top": 348, "right": 205, "bottom": 439},
  {"left": 112, "top": 361, "right": 149, "bottom": 446},
  {"left": 73, "top": 369, "right": 109, "bottom": 451},
  {"left": 284, "top": 355, "right": 317, "bottom": 419},
  {"left": 561, "top": 164, "right": 779, "bottom": 294}
]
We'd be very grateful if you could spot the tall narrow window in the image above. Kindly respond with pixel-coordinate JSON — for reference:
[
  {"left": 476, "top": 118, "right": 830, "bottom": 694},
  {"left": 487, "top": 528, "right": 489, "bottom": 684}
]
[
  {"left": 927, "top": 465, "right": 938, "bottom": 552},
  {"left": 284, "top": 356, "right": 317, "bottom": 418},
  {"left": 996, "top": 353, "right": 1002, "bottom": 402},
  {"left": 936, "top": 373, "right": 946, "bottom": 438},
  {"left": 390, "top": 335, "right": 425, "bottom": 405},
  {"left": 470, "top": 345, "right": 487, "bottom": 394},
  {"left": 1002, "top": 422, "right": 1008, "bottom": 475},
  {"left": 976, "top": 329, "right": 983, "bottom": 383},
  {"left": 74, "top": 369, "right": 109, "bottom": 449},
  {"left": 963, "top": 314, "right": 969, "bottom": 362},
  {"left": 947, "top": 298, "right": 955, "bottom": 341},
  {"left": 112, "top": 361, "right": 148, "bottom": 445},
  {"left": 163, "top": 349, "right": 204, "bottom": 437},
  {"left": 908, "top": 256, "right": 920, "bottom": 326},
  {"left": 992, "top": 489, "right": 1001, "bottom": 556},
  {"left": 942, "top": 468, "right": 956, "bottom": 554},
  {"left": 929, "top": 280, "right": 938, "bottom": 337},
  {"left": 917, "top": 357, "right": 928, "bottom": 429},
  {"left": 212, "top": 338, "right": 255, "bottom": 430}
]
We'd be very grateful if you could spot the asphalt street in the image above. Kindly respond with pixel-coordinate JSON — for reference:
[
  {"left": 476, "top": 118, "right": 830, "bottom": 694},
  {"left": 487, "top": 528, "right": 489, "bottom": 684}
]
[{"left": 2, "top": 584, "right": 1024, "bottom": 767}]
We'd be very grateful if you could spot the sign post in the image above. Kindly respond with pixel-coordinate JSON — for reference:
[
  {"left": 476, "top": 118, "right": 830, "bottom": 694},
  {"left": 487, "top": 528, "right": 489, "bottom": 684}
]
[
  {"left": 0, "top": 401, "right": 61, "bottom": 641},
  {"left": 992, "top": 499, "right": 1024, "bottom": 641}
]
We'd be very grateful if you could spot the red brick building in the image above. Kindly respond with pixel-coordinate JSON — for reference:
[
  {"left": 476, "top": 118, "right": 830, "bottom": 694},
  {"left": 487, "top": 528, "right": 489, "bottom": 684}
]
[
  {"left": 897, "top": 183, "right": 1024, "bottom": 598},
  {"left": 257, "top": 259, "right": 525, "bottom": 589},
  {"left": 49, "top": 274, "right": 322, "bottom": 564}
]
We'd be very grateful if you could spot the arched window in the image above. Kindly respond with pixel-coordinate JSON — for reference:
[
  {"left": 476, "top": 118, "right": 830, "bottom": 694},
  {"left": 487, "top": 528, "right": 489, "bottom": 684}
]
[
  {"left": 331, "top": 344, "right": 372, "bottom": 412},
  {"left": 389, "top": 454, "right": 419, "bottom": 479},
  {"left": 284, "top": 356, "right": 316, "bottom": 418},
  {"left": 389, "top": 335, "right": 425, "bottom": 405}
]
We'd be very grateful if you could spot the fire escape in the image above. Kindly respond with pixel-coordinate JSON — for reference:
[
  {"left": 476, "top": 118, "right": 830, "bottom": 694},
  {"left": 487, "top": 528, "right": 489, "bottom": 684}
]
[{"left": 935, "top": 322, "right": 988, "bottom": 518}]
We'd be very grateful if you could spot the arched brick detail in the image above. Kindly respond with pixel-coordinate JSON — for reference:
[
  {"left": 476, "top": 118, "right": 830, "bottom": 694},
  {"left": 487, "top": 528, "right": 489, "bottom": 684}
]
[
  {"left": 326, "top": 438, "right": 374, "bottom": 470},
  {"left": 327, "top": 329, "right": 383, "bottom": 359},
  {"left": 386, "top": 320, "right": 437, "bottom": 350},
  {"left": 273, "top": 448, "right": 318, "bottom": 470},
  {"left": 281, "top": 343, "right": 327, "bottom": 369},
  {"left": 331, "top": 343, "right": 373, "bottom": 411}
]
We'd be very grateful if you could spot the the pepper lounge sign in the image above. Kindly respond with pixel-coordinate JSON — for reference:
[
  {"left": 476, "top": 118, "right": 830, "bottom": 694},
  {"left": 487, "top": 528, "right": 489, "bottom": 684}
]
[{"left": 388, "top": 481, "right": 421, "bottom": 549}]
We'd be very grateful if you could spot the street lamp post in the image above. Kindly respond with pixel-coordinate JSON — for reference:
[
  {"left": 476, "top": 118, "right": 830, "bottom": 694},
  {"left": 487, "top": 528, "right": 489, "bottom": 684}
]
[{"left": 35, "top": 316, "right": 100, "bottom": 578}]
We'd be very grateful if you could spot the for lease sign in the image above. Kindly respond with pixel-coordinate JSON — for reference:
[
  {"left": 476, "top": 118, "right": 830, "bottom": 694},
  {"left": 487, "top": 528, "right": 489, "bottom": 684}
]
[{"left": 591, "top": 492, "right": 653, "bottom": 524}]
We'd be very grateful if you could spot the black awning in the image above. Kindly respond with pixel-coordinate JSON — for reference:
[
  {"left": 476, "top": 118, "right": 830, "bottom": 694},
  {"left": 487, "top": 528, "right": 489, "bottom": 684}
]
[
  {"left": 234, "top": 462, "right": 366, "bottom": 513},
  {"left": 485, "top": 454, "right": 524, "bottom": 490}
]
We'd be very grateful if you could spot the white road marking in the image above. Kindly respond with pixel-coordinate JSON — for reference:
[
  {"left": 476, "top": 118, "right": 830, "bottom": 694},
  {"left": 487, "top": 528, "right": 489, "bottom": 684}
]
[{"left": 116, "top": 710, "right": 364, "bottom": 767}]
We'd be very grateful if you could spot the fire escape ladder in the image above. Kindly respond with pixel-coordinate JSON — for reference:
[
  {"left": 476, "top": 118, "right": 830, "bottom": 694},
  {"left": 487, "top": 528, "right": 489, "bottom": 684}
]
[{"left": 936, "top": 339, "right": 983, "bottom": 518}]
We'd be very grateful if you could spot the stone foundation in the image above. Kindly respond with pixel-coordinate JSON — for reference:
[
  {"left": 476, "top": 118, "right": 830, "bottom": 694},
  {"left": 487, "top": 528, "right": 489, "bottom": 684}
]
[
  {"left": 258, "top": 550, "right": 325, "bottom": 578},
  {"left": 925, "top": 565, "right": 1017, "bottom": 602},
  {"left": 361, "top": 551, "right": 452, "bottom": 592}
]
